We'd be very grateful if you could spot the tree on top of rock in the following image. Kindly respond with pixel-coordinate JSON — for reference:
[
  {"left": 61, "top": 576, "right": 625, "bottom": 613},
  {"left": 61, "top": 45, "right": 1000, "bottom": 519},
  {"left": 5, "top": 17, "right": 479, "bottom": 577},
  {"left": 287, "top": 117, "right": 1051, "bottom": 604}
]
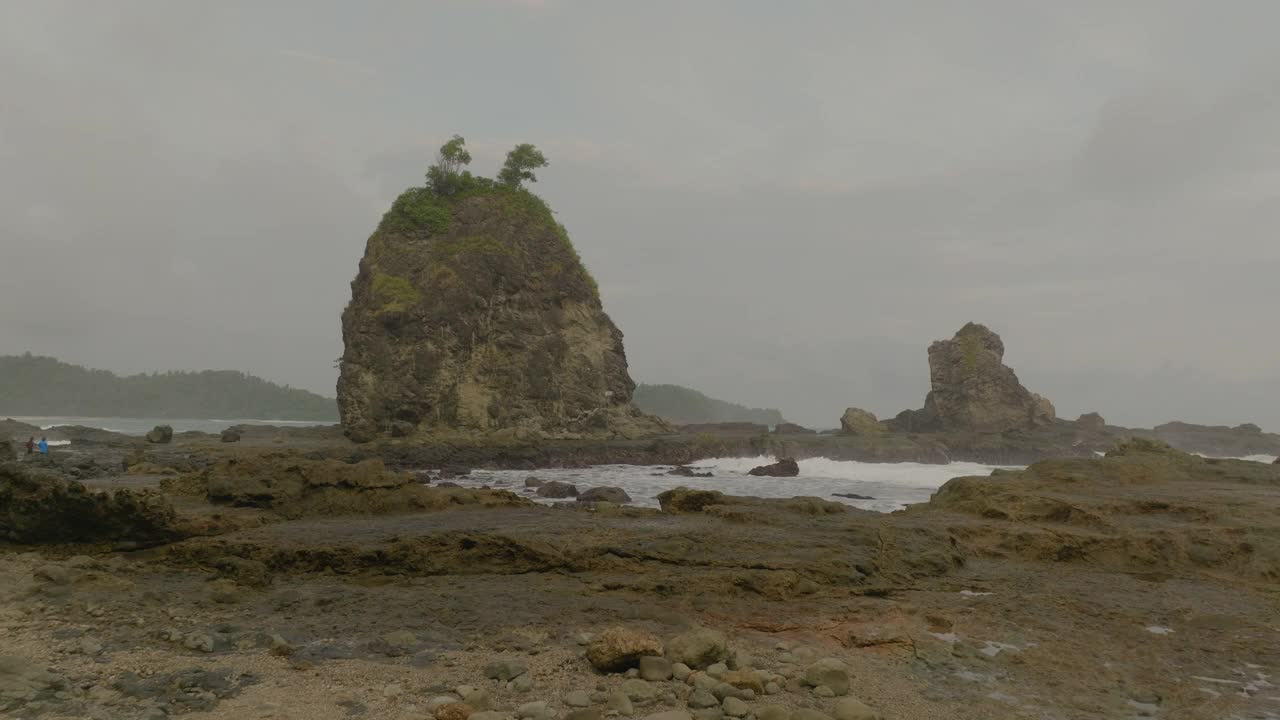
[
  {"left": 425, "top": 134, "right": 474, "bottom": 196},
  {"left": 497, "top": 144, "right": 549, "bottom": 189}
]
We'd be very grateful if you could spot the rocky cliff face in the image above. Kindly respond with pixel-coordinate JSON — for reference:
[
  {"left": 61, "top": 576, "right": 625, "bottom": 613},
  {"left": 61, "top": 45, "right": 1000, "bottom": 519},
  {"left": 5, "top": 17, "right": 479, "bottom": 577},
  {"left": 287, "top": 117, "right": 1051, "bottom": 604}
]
[
  {"left": 338, "top": 186, "right": 666, "bottom": 442},
  {"left": 894, "top": 323, "right": 1055, "bottom": 433}
]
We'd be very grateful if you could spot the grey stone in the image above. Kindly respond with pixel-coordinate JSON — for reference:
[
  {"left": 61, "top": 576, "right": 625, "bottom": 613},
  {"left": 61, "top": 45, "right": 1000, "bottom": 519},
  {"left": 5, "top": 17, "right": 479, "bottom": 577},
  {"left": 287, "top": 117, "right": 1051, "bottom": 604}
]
[
  {"left": 536, "top": 481, "right": 579, "bottom": 499},
  {"left": 34, "top": 564, "right": 71, "bottom": 585},
  {"left": 666, "top": 629, "right": 729, "bottom": 670},
  {"left": 517, "top": 701, "right": 551, "bottom": 720},
  {"left": 688, "top": 689, "right": 719, "bottom": 709},
  {"left": 565, "top": 690, "right": 593, "bottom": 708},
  {"left": 711, "top": 683, "right": 753, "bottom": 702},
  {"left": 721, "top": 697, "right": 749, "bottom": 718},
  {"left": 672, "top": 663, "right": 692, "bottom": 682},
  {"left": 510, "top": 673, "right": 534, "bottom": 693},
  {"left": 814, "top": 686, "right": 835, "bottom": 698},
  {"left": 707, "top": 663, "right": 729, "bottom": 678},
  {"left": 802, "top": 659, "right": 849, "bottom": 696},
  {"left": 607, "top": 690, "right": 634, "bottom": 716},
  {"left": 757, "top": 707, "right": 790, "bottom": 720},
  {"left": 620, "top": 679, "right": 660, "bottom": 705},
  {"left": 578, "top": 486, "right": 632, "bottom": 504},
  {"left": 764, "top": 683, "right": 781, "bottom": 696}
]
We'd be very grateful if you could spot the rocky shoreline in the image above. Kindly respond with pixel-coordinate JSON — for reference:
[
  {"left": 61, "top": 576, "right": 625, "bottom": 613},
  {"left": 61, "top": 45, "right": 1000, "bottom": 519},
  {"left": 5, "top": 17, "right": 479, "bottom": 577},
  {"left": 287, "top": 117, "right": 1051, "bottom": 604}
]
[{"left": 3, "top": 421, "right": 1280, "bottom": 718}]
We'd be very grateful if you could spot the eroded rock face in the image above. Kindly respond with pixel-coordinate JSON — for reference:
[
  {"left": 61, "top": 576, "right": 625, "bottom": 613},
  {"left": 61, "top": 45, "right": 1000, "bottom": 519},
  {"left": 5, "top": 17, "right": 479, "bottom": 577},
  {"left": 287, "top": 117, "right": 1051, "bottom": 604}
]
[
  {"left": 747, "top": 458, "right": 800, "bottom": 477},
  {"left": 838, "top": 408, "right": 880, "bottom": 435},
  {"left": 338, "top": 187, "right": 666, "bottom": 442},
  {"left": 0, "top": 462, "right": 180, "bottom": 544},
  {"left": 916, "top": 323, "right": 1055, "bottom": 433}
]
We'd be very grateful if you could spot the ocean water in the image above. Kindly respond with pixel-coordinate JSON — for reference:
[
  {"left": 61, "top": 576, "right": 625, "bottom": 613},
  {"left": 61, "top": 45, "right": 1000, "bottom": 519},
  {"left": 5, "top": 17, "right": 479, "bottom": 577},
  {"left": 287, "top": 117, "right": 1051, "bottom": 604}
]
[
  {"left": 3, "top": 416, "right": 333, "bottom": 436},
  {"left": 450, "top": 456, "right": 1019, "bottom": 513}
]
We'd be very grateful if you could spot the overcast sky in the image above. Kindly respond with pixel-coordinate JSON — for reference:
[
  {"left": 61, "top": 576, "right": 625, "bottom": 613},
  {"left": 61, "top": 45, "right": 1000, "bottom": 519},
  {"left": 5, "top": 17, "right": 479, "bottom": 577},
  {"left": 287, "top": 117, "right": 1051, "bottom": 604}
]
[{"left": 3, "top": 1, "right": 1279, "bottom": 429}]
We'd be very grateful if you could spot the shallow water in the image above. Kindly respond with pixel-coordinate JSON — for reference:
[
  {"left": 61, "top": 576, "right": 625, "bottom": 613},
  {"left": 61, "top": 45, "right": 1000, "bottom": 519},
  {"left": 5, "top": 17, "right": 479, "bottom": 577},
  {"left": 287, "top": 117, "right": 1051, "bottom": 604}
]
[{"left": 449, "top": 456, "right": 1019, "bottom": 513}]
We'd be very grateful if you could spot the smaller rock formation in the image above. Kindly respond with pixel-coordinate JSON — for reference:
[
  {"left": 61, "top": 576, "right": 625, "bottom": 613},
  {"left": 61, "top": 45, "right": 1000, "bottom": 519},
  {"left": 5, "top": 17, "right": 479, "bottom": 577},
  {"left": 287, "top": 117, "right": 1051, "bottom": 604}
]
[
  {"left": 895, "top": 323, "right": 1055, "bottom": 433},
  {"left": 586, "top": 627, "right": 664, "bottom": 672},
  {"left": 535, "top": 481, "right": 578, "bottom": 499},
  {"left": 146, "top": 425, "right": 174, "bottom": 444},
  {"left": 220, "top": 428, "right": 241, "bottom": 443},
  {"left": 773, "top": 422, "right": 816, "bottom": 435},
  {"left": 667, "top": 465, "right": 713, "bottom": 478},
  {"left": 747, "top": 458, "right": 800, "bottom": 477},
  {"left": 1076, "top": 412, "right": 1106, "bottom": 432},
  {"left": 838, "top": 408, "right": 881, "bottom": 435}
]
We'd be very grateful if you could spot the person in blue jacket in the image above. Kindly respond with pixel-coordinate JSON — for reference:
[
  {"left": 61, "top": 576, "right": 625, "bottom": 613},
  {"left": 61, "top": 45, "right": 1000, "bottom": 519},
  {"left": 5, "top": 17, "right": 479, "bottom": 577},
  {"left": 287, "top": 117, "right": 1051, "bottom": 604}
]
[{"left": 37, "top": 437, "right": 48, "bottom": 454}]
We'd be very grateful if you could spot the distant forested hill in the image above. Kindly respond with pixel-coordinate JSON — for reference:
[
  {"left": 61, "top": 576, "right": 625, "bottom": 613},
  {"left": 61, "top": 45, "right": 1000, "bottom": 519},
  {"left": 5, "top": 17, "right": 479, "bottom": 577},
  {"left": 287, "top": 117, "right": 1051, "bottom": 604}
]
[
  {"left": 633, "top": 383, "right": 784, "bottom": 426},
  {"left": 0, "top": 354, "right": 337, "bottom": 420}
]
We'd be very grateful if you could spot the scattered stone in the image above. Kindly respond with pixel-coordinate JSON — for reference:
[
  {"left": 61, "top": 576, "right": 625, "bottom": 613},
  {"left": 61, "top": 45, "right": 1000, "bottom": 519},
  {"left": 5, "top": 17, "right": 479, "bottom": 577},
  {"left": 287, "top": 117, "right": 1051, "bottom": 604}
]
[
  {"left": 802, "top": 659, "right": 849, "bottom": 696},
  {"left": 667, "top": 466, "right": 713, "bottom": 478},
  {"left": 619, "top": 679, "right": 660, "bottom": 705},
  {"left": 626, "top": 668, "right": 640, "bottom": 679},
  {"left": 181, "top": 632, "right": 216, "bottom": 653},
  {"left": 484, "top": 658, "right": 529, "bottom": 682},
  {"left": 706, "top": 663, "right": 728, "bottom": 678},
  {"left": 711, "top": 683, "right": 752, "bottom": 701},
  {"left": 75, "top": 637, "right": 104, "bottom": 656},
  {"left": 672, "top": 663, "right": 692, "bottom": 682},
  {"left": 607, "top": 690, "right": 635, "bottom": 716},
  {"left": 666, "top": 628, "right": 729, "bottom": 669},
  {"left": 832, "top": 697, "right": 879, "bottom": 720},
  {"left": 764, "top": 682, "right": 781, "bottom": 695},
  {"left": 639, "top": 656, "right": 673, "bottom": 682},
  {"left": 578, "top": 486, "right": 632, "bottom": 504},
  {"left": 747, "top": 458, "right": 800, "bottom": 477},
  {"left": 459, "top": 687, "right": 492, "bottom": 710},
  {"left": 721, "top": 697, "right": 749, "bottom": 718},
  {"left": 720, "top": 670, "right": 763, "bottom": 694},
  {"left": 525, "top": 477, "right": 544, "bottom": 488},
  {"left": 384, "top": 683, "right": 405, "bottom": 698},
  {"left": 536, "top": 481, "right": 579, "bottom": 499},
  {"left": 565, "top": 690, "right": 593, "bottom": 708},
  {"left": 815, "top": 686, "right": 835, "bottom": 698},
  {"left": 690, "top": 673, "right": 719, "bottom": 691},
  {"left": 510, "top": 673, "right": 535, "bottom": 693},
  {"left": 220, "top": 428, "right": 241, "bottom": 443},
  {"left": 371, "top": 630, "right": 419, "bottom": 657},
  {"left": 587, "top": 627, "right": 664, "bottom": 673},
  {"left": 688, "top": 689, "right": 719, "bottom": 709}
]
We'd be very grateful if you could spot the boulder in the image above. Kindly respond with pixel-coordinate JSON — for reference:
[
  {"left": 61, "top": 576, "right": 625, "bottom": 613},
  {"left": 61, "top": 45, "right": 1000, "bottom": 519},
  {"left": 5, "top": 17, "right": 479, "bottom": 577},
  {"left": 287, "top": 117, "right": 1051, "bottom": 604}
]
[
  {"left": 578, "top": 486, "right": 631, "bottom": 504},
  {"left": 535, "top": 480, "right": 579, "bottom": 499},
  {"left": 146, "top": 425, "right": 174, "bottom": 444},
  {"left": 667, "top": 466, "right": 713, "bottom": 478},
  {"left": 665, "top": 628, "right": 729, "bottom": 669},
  {"left": 802, "top": 658, "right": 850, "bottom": 696},
  {"left": 747, "top": 458, "right": 800, "bottom": 477},
  {"left": 1076, "top": 412, "right": 1106, "bottom": 433},
  {"left": 838, "top": 409, "right": 880, "bottom": 435},
  {"left": 586, "top": 627, "right": 665, "bottom": 673},
  {"left": 773, "top": 423, "right": 815, "bottom": 435},
  {"left": 220, "top": 428, "right": 242, "bottom": 443},
  {"left": 911, "top": 323, "right": 1056, "bottom": 433},
  {"left": 336, "top": 182, "right": 668, "bottom": 442}
]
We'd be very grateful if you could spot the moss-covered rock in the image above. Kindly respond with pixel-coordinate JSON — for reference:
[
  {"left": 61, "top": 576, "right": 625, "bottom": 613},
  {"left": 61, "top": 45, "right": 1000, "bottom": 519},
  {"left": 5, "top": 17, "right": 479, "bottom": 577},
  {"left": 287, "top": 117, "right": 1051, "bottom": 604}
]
[{"left": 338, "top": 184, "right": 666, "bottom": 442}]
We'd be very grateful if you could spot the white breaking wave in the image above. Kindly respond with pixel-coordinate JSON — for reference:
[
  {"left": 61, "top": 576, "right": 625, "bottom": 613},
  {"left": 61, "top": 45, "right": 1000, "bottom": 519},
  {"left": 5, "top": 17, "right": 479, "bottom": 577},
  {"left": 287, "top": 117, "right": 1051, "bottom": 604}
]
[{"left": 451, "top": 456, "right": 1017, "bottom": 514}]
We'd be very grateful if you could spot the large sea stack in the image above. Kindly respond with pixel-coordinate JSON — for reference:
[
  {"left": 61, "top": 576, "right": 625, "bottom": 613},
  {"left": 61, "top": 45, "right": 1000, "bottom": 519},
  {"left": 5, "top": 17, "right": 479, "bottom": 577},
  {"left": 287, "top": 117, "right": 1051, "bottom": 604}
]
[
  {"left": 893, "top": 322, "right": 1055, "bottom": 433},
  {"left": 338, "top": 171, "right": 665, "bottom": 442}
]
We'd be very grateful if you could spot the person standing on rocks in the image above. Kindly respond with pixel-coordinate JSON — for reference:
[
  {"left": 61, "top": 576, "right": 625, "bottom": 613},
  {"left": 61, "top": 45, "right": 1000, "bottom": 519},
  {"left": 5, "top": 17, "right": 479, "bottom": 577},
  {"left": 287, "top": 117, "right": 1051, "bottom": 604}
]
[
  {"left": 37, "top": 437, "right": 48, "bottom": 455},
  {"left": 24, "top": 436, "right": 35, "bottom": 457}
]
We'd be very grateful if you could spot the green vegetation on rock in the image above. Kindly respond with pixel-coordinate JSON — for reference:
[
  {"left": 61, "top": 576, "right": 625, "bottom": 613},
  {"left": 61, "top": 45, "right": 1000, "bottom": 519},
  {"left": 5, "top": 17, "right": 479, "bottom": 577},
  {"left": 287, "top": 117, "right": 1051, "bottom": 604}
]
[
  {"left": 633, "top": 384, "right": 785, "bottom": 426},
  {"left": 0, "top": 354, "right": 337, "bottom": 420},
  {"left": 371, "top": 272, "right": 421, "bottom": 312}
]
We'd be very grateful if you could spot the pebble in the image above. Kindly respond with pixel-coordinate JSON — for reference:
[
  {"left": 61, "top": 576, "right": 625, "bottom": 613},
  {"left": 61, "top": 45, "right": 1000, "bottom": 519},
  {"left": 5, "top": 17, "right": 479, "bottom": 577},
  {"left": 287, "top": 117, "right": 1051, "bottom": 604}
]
[
  {"left": 711, "top": 683, "right": 752, "bottom": 702},
  {"left": 485, "top": 659, "right": 530, "bottom": 682},
  {"left": 814, "top": 686, "right": 835, "bottom": 698},
  {"left": 832, "top": 697, "right": 878, "bottom": 720},
  {"left": 672, "top": 663, "right": 692, "bottom": 682},
  {"left": 620, "top": 679, "right": 660, "bottom": 705},
  {"left": 436, "top": 702, "right": 475, "bottom": 720},
  {"left": 35, "top": 564, "right": 71, "bottom": 585},
  {"left": 707, "top": 663, "right": 729, "bottom": 678},
  {"left": 626, "top": 669, "right": 641, "bottom": 679},
  {"left": 565, "top": 690, "right": 593, "bottom": 708},
  {"left": 764, "top": 683, "right": 781, "bottom": 696},
  {"left": 510, "top": 674, "right": 535, "bottom": 693},
  {"left": 721, "top": 697, "right": 748, "bottom": 718},
  {"left": 690, "top": 673, "right": 719, "bottom": 691},
  {"left": 607, "top": 690, "right": 635, "bottom": 716},
  {"left": 688, "top": 689, "right": 719, "bottom": 709},
  {"left": 182, "top": 633, "right": 215, "bottom": 653},
  {"left": 802, "top": 660, "right": 849, "bottom": 697},
  {"left": 268, "top": 634, "right": 294, "bottom": 657},
  {"left": 429, "top": 696, "right": 463, "bottom": 713}
]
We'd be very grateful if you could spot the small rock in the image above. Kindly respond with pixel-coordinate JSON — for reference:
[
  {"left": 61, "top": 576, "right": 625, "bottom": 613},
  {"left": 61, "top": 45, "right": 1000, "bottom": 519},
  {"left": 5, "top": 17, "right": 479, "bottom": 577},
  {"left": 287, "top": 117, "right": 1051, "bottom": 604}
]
[
  {"left": 690, "top": 673, "right": 719, "bottom": 691},
  {"left": 429, "top": 697, "right": 462, "bottom": 713},
  {"left": 721, "top": 671, "right": 763, "bottom": 694},
  {"left": 567, "top": 710, "right": 604, "bottom": 720},
  {"left": 764, "top": 682, "right": 781, "bottom": 695},
  {"left": 620, "top": 679, "right": 660, "bottom": 705},
  {"left": 536, "top": 480, "right": 579, "bottom": 499},
  {"left": 626, "top": 668, "right": 640, "bottom": 679},
  {"left": 565, "top": 690, "right": 593, "bottom": 708},
  {"left": 707, "top": 663, "right": 729, "bottom": 678},
  {"left": 666, "top": 629, "right": 730, "bottom": 670},
  {"left": 76, "top": 638, "right": 104, "bottom": 656},
  {"left": 518, "top": 701, "right": 551, "bottom": 720},
  {"left": 485, "top": 659, "right": 530, "bottom": 682},
  {"left": 639, "top": 656, "right": 673, "bottom": 682},
  {"left": 220, "top": 428, "right": 241, "bottom": 443},
  {"left": 721, "top": 697, "right": 748, "bottom": 718},
  {"left": 268, "top": 634, "right": 294, "bottom": 657},
  {"left": 510, "top": 674, "right": 534, "bottom": 693},
  {"left": 607, "top": 690, "right": 635, "bottom": 716},
  {"left": 802, "top": 659, "right": 849, "bottom": 697},
  {"left": 182, "top": 633, "right": 215, "bottom": 653},
  {"left": 460, "top": 688, "right": 492, "bottom": 710},
  {"left": 688, "top": 689, "right": 719, "bottom": 709},
  {"left": 672, "top": 663, "right": 692, "bottom": 682},
  {"left": 578, "top": 486, "right": 632, "bottom": 504},
  {"left": 832, "top": 697, "right": 879, "bottom": 720},
  {"left": 525, "top": 477, "right": 544, "bottom": 488},
  {"left": 692, "top": 710, "right": 724, "bottom": 720},
  {"left": 712, "top": 683, "right": 752, "bottom": 701},
  {"left": 437, "top": 703, "right": 475, "bottom": 720},
  {"left": 587, "top": 627, "right": 665, "bottom": 673},
  {"left": 814, "top": 686, "right": 835, "bottom": 698},
  {"left": 34, "top": 564, "right": 71, "bottom": 585}
]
